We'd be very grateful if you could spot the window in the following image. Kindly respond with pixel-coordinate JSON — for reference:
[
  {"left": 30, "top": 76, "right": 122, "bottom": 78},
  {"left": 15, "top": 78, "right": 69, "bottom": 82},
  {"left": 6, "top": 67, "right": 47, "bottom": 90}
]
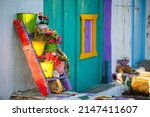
[{"left": 80, "top": 14, "right": 98, "bottom": 59}]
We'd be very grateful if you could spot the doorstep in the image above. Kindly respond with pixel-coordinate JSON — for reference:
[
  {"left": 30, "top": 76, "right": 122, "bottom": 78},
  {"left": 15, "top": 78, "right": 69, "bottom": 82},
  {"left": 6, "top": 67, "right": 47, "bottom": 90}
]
[{"left": 81, "top": 81, "right": 125, "bottom": 97}]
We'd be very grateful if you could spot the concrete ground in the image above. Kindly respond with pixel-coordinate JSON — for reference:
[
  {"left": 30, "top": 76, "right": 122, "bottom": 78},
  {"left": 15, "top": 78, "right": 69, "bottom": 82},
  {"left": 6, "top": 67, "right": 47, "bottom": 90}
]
[
  {"left": 10, "top": 81, "right": 128, "bottom": 100},
  {"left": 10, "top": 80, "right": 150, "bottom": 100}
]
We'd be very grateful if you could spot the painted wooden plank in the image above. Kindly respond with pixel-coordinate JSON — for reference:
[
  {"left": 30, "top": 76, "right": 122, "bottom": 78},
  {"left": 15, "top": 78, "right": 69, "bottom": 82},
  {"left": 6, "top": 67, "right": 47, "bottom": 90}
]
[
  {"left": 80, "top": 14, "right": 98, "bottom": 59},
  {"left": 145, "top": 0, "right": 150, "bottom": 59},
  {"left": 44, "top": 0, "right": 104, "bottom": 92},
  {"left": 44, "top": 0, "right": 77, "bottom": 90},
  {"left": 51, "top": 0, "right": 63, "bottom": 36},
  {"left": 76, "top": 0, "right": 102, "bottom": 91},
  {"left": 111, "top": 0, "right": 132, "bottom": 72},
  {"left": 44, "top": 0, "right": 63, "bottom": 42},
  {"left": 13, "top": 20, "right": 49, "bottom": 96},
  {"left": 97, "top": 0, "right": 103, "bottom": 86},
  {"left": 102, "top": 0, "right": 112, "bottom": 83},
  {"left": 63, "top": 0, "right": 77, "bottom": 90},
  {"left": 132, "top": 0, "right": 146, "bottom": 66}
]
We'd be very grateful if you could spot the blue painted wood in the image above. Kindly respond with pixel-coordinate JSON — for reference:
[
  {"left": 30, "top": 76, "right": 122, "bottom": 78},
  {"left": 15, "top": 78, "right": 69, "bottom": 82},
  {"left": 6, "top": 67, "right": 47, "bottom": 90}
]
[
  {"left": 76, "top": 0, "right": 103, "bottom": 91},
  {"left": 131, "top": 0, "right": 135, "bottom": 67},
  {"left": 44, "top": 0, "right": 103, "bottom": 91},
  {"left": 142, "top": 0, "right": 146, "bottom": 59},
  {"left": 63, "top": 0, "right": 77, "bottom": 90},
  {"left": 132, "top": 0, "right": 146, "bottom": 66},
  {"left": 44, "top": 0, "right": 78, "bottom": 90}
]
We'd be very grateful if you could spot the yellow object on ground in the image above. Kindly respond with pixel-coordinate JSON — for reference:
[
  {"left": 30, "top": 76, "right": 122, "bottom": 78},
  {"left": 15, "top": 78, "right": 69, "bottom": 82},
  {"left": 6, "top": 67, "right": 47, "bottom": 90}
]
[
  {"left": 40, "top": 61, "right": 54, "bottom": 78},
  {"left": 31, "top": 41, "right": 46, "bottom": 56},
  {"left": 131, "top": 76, "right": 150, "bottom": 95}
]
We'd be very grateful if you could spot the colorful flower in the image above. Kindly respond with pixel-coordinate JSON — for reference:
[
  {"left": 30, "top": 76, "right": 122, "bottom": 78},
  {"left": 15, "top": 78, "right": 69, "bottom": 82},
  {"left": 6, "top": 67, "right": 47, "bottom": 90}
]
[
  {"left": 34, "top": 12, "right": 62, "bottom": 45},
  {"left": 38, "top": 12, "right": 42, "bottom": 15}
]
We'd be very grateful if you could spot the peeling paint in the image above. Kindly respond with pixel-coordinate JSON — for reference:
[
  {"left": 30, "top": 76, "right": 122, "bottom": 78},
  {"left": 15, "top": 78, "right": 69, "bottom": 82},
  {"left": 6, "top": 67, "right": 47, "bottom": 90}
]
[
  {"left": 146, "top": 15, "right": 150, "bottom": 38},
  {"left": 145, "top": 0, "right": 150, "bottom": 59},
  {"left": 111, "top": 0, "right": 132, "bottom": 73}
]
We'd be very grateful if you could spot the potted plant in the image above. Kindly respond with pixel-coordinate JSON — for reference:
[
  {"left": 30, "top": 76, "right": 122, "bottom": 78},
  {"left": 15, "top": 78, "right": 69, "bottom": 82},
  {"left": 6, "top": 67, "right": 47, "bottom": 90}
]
[
  {"left": 33, "top": 12, "right": 62, "bottom": 54},
  {"left": 17, "top": 13, "right": 37, "bottom": 33},
  {"left": 117, "top": 56, "right": 129, "bottom": 66},
  {"left": 31, "top": 27, "right": 49, "bottom": 56},
  {"left": 32, "top": 26, "right": 62, "bottom": 56},
  {"left": 30, "top": 12, "right": 49, "bottom": 56},
  {"left": 44, "top": 30, "right": 62, "bottom": 53}
]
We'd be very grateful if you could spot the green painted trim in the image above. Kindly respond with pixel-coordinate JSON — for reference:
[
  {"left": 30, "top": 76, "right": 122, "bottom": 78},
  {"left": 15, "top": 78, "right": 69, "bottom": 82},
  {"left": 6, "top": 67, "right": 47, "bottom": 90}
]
[{"left": 76, "top": 0, "right": 80, "bottom": 91}]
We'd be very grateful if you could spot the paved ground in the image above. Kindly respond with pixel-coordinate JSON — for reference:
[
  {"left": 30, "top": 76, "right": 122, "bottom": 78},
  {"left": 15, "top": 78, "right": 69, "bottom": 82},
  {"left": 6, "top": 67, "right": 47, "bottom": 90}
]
[
  {"left": 10, "top": 82, "right": 130, "bottom": 100},
  {"left": 10, "top": 80, "right": 150, "bottom": 100}
]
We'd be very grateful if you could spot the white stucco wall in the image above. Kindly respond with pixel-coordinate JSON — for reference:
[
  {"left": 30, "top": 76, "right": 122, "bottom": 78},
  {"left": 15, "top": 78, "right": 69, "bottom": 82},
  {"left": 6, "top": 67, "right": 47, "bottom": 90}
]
[
  {"left": 0, "top": 0, "right": 43, "bottom": 99},
  {"left": 145, "top": 0, "right": 150, "bottom": 59},
  {"left": 111, "top": 0, "right": 132, "bottom": 73}
]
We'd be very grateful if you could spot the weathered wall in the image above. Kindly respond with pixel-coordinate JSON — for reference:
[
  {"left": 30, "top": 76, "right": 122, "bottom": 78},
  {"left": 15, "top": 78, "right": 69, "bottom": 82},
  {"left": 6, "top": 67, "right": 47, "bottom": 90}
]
[
  {"left": 111, "top": 0, "right": 132, "bottom": 72},
  {"left": 0, "top": 0, "right": 43, "bottom": 99},
  {"left": 145, "top": 0, "right": 150, "bottom": 59}
]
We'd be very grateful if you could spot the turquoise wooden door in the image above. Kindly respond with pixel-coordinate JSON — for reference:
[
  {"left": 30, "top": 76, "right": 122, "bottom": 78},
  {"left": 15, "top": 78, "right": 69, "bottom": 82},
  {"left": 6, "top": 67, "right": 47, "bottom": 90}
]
[
  {"left": 132, "top": 0, "right": 146, "bottom": 66},
  {"left": 76, "top": 0, "right": 102, "bottom": 91},
  {"left": 44, "top": 0, "right": 103, "bottom": 91}
]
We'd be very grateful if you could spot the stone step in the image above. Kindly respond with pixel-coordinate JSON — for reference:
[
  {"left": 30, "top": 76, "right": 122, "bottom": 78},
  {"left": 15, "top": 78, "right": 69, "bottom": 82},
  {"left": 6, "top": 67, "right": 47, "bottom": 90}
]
[{"left": 81, "top": 81, "right": 124, "bottom": 97}]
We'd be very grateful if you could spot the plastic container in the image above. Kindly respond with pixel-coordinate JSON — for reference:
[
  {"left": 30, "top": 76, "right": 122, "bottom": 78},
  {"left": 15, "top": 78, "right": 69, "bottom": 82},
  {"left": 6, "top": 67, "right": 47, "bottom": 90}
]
[
  {"left": 31, "top": 40, "right": 46, "bottom": 56},
  {"left": 44, "top": 43, "right": 57, "bottom": 53},
  {"left": 40, "top": 61, "right": 54, "bottom": 78},
  {"left": 54, "top": 61, "right": 65, "bottom": 75},
  {"left": 17, "top": 13, "right": 37, "bottom": 33},
  {"left": 117, "top": 59, "right": 129, "bottom": 66}
]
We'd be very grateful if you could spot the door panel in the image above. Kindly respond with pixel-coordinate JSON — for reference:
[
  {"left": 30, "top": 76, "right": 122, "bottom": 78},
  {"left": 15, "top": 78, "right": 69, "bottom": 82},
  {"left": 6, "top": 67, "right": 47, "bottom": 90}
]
[
  {"left": 132, "top": 0, "right": 146, "bottom": 66},
  {"left": 44, "top": 0, "right": 103, "bottom": 91},
  {"left": 76, "top": 0, "right": 102, "bottom": 91}
]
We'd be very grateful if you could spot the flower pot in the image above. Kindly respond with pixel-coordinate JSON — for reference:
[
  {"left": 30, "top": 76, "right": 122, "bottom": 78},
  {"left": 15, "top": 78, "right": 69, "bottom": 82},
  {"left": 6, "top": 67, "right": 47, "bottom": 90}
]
[
  {"left": 17, "top": 13, "right": 37, "bottom": 33},
  {"left": 40, "top": 61, "right": 54, "bottom": 78},
  {"left": 31, "top": 40, "right": 46, "bottom": 56},
  {"left": 44, "top": 43, "right": 57, "bottom": 53},
  {"left": 117, "top": 60, "right": 129, "bottom": 66},
  {"left": 54, "top": 61, "right": 65, "bottom": 75}
]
